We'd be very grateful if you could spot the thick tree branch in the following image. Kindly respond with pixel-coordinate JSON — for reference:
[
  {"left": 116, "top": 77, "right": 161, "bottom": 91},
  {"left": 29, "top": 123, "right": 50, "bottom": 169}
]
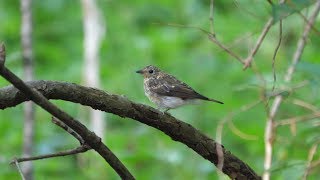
[
  {"left": 0, "top": 44, "right": 135, "bottom": 180},
  {"left": 0, "top": 80, "right": 261, "bottom": 179}
]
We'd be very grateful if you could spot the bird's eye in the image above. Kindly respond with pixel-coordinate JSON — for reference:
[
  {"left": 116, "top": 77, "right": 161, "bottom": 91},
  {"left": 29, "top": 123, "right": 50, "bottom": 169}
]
[{"left": 148, "top": 69, "right": 154, "bottom": 74}]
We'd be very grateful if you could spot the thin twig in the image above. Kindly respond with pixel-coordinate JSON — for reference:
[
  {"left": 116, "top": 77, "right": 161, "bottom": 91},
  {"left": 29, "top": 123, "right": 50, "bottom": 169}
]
[
  {"left": 249, "top": 61, "right": 272, "bottom": 117},
  {"left": 243, "top": 18, "right": 274, "bottom": 70},
  {"left": 153, "top": 22, "right": 245, "bottom": 65},
  {"left": 272, "top": 20, "right": 283, "bottom": 91},
  {"left": 152, "top": 22, "right": 212, "bottom": 35},
  {"left": 209, "top": 35, "right": 245, "bottom": 64},
  {"left": 266, "top": 0, "right": 274, "bottom": 5},
  {"left": 284, "top": 2, "right": 320, "bottom": 82},
  {"left": 11, "top": 145, "right": 90, "bottom": 164},
  {"left": 302, "top": 143, "right": 319, "bottom": 180},
  {"left": 215, "top": 115, "right": 226, "bottom": 179},
  {"left": 267, "top": 80, "right": 309, "bottom": 98},
  {"left": 216, "top": 33, "right": 254, "bottom": 54},
  {"left": 298, "top": 11, "right": 320, "bottom": 36},
  {"left": 11, "top": 117, "right": 91, "bottom": 168},
  {"left": 52, "top": 117, "right": 85, "bottom": 144},
  {"left": 263, "top": 2, "right": 320, "bottom": 179},
  {"left": 263, "top": 113, "right": 276, "bottom": 180},
  {"left": 228, "top": 121, "right": 259, "bottom": 140},
  {"left": 309, "top": 159, "right": 320, "bottom": 171},
  {"left": 0, "top": 45, "right": 135, "bottom": 180},
  {"left": 9, "top": 116, "right": 93, "bottom": 165},
  {"left": 292, "top": 99, "right": 318, "bottom": 112},
  {"left": 275, "top": 112, "right": 320, "bottom": 126},
  {"left": 12, "top": 158, "right": 26, "bottom": 180},
  {"left": 251, "top": 62, "right": 267, "bottom": 92},
  {"left": 10, "top": 116, "right": 96, "bottom": 165},
  {"left": 209, "top": 0, "right": 214, "bottom": 34},
  {"left": 216, "top": 143, "right": 224, "bottom": 178},
  {"left": 233, "top": 0, "right": 264, "bottom": 20},
  {"left": 288, "top": 0, "right": 320, "bottom": 36},
  {"left": 217, "top": 100, "right": 261, "bottom": 142}
]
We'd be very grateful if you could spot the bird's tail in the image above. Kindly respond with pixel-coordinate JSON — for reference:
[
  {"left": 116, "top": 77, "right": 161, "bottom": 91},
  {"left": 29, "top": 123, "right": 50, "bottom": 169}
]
[
  {"left": 196, "top": 93, "right": 224, "bottom": 104},
  {"left": 207, "top": 98, "right": 224, "bottom": 104}
]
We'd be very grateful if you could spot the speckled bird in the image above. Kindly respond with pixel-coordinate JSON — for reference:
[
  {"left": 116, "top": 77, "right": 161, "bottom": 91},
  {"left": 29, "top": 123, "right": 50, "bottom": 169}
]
[{"left": 136, "top": 65, "right": 223, "bottom": 112}]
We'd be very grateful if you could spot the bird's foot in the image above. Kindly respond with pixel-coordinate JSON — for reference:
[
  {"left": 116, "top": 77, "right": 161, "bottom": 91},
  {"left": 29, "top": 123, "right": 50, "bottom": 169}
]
[
  {"left": 163, "top": 108, "right": 171, "bottom": 115},
  {"left": 157, "top": 108, "right": 171, "bottom": 115}
]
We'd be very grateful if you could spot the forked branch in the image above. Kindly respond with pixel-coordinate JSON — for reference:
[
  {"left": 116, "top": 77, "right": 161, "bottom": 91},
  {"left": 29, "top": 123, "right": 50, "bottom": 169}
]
[{"left": 0, "top": 43, "right": 135, "bottom": 180}]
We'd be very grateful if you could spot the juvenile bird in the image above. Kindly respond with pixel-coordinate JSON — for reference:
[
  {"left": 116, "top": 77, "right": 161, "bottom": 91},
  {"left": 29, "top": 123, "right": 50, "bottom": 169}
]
[{"left": 136, "top": 65, "right": 223, "bottom": 112}]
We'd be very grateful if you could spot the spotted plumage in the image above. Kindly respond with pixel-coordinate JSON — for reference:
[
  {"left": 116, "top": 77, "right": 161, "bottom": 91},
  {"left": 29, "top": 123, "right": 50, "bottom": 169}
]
[{"left": 136, "top": 65, "right": 223, "bottom": 112}]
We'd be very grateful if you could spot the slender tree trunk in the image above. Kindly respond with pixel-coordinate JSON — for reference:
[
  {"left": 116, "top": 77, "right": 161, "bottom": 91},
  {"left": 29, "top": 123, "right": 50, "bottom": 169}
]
[
  {"left": 21, "top": 0, "right": 35, "bottom": 179},
  {"left": 81, "top": 0, "right": 106, "bottom": 138}
]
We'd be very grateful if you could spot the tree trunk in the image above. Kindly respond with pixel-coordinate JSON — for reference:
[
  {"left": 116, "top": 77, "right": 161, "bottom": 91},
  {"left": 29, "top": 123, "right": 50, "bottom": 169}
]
[
  {"left": 81, "top": 0, "right": 106, "bottom": 138},
  {"left": 21, "top": 0, "right": 35, "bottom": 179}
]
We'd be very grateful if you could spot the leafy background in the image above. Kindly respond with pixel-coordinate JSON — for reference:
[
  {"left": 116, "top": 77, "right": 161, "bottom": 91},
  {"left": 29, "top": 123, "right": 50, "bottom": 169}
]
[{"left": 0, "top": 0, "right": 319, "bottom": 179}]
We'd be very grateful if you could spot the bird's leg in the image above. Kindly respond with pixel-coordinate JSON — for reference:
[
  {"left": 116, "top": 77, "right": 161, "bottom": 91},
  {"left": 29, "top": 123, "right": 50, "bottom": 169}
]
[
  {"left": 163, "top": 108, "right": 170, "bottom": 114},
  {"left": 156, "top": 107, "right": 170, "bottom": 115}
]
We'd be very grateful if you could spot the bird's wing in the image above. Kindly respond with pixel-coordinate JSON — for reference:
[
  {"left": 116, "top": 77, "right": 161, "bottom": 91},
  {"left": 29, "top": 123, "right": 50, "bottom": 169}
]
[{"left": 149, "top": 74, "right": 206, "bottom": 100}]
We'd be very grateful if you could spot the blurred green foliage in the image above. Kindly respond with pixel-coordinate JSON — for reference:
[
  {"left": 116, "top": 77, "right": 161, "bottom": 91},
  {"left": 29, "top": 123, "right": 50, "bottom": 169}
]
[{"left": 0, "top": 0, "right": 319, "bottom": 179}]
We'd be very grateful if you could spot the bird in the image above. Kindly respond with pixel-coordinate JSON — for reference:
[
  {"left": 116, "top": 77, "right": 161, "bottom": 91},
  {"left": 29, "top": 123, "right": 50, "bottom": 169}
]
[{"left": 136, "top": 65, "right": 223, "bottom": 112}]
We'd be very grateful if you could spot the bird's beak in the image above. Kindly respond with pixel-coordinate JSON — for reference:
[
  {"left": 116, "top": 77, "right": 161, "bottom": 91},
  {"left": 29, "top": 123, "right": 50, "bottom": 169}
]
[{"left": 136, "top": 69, "right": 143, "bottom": 74}]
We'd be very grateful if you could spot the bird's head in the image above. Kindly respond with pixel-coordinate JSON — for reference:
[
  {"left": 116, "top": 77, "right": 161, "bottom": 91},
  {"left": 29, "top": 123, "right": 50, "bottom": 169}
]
[{"left": 136, "top": 65, "right": 161, "bottom": 78}]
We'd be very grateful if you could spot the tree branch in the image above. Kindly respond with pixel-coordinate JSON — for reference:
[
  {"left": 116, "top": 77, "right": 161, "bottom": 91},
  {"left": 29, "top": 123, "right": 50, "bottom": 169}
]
[
  {"left": 0, "top": 79, "right": 261, "bottom": 179},
  {"left": 52, "top": 117, "right": 85, "bottom": 144},
  {"left": 11, "top": 145, "right": 90, "bottom": 164},
  {"left": 209, "top": 0, "right": 215, "bottom": 34},
  {"left": 0, "top": 44, "right": 135, "bottom": 180},
  {"left": 284, "top": 1, "right": 320, "bottom": 82},
  {"left": 302, "top": 142, "right": 319, "bottom": 180},
  {"left": 243, "top": 18, "right": 274, "bottom": 70},
  {"left": 12, "top": 158, "right": 26, "bottom": 180},
  {"left": 10, "top": 117, "right": 91, "bottom": 165},
  {"left": 208, "top": 35, "right": 245, "bottom": 65},
  {"left": 272, "top": 20, "right": 283, "bottom": 91},
  {"left": 275, "top": 112, "right": 320, "bottom": 126}
]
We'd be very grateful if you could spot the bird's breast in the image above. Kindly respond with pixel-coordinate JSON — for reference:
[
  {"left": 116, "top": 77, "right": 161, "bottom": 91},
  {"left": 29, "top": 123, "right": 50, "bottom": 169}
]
[{"left": 143, "top": 78, "right": 157, "bottom": 101}]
